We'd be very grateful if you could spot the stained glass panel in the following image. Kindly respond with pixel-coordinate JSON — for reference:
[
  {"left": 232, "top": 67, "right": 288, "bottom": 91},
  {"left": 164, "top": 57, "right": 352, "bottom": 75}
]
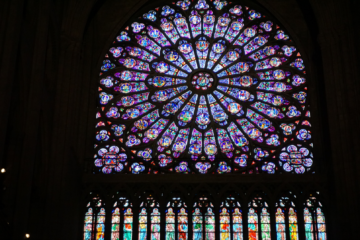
[
  {"left": 95, "top": 0, "right": 313, "bottom": 174},
  {"left": 139, "top": 208, "right": 147, "bottom": 240},
  {"left": 304, "top": 208, "right": 314, "bottom": 240},
  {"left": 248, "top": 208, "right": 258, "bottom": 240},
  {"left": 166, "top": 208, "right": 175, "bottom": 240},
  {"left": 233, "top": 208, "right": 243, "bottom": 240},
  {"left": 151, "top": 208, "right": 161, "bottom": 240},
  {"left": 289, "top": 208, "right": 299, "bottom": 240},
  {"left": 220, "top": 208, "right": 230, "bottom": 240},
  {"left": 178, "top": 208, "right": 188, "bottom": 240},
  {"left": 96, "top": 208, "right": 106, "bottom": 240},
  {"left": 111, "top": 208, "right": 120, "bottom": 240},
  {"left": 316, "top": 208, "right": 326, "bottom": 240},
  {"left": 205, "top": 208, "right": 215, "bottom": 240},
  {"left": 124, "top": 208, "right": 133, "bottom": 240},
  {"left": 261, "top": 208, "right": 271, "bottom": 240},
  {"left": 276, "top": 208, "right": 286, "bottom": 240},
  {"left": 193, "top": 208, "right": 203, "bottom": 240},
  {"left": 84, "top": 208, "right": 93, "bottom": 240}
]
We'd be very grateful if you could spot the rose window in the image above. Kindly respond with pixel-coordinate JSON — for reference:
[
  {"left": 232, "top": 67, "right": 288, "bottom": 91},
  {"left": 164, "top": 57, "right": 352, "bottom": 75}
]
[{"left": 95, "top": 0, "right": 313, "bottom": 174}]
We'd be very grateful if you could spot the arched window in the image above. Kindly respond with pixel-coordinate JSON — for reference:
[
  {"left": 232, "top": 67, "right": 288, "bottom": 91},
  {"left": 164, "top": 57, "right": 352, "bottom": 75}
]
[
  {"left": 84, "top": 196, "right": 105, "bottom": 240},
  {"left": 111, "top": 197, "right": 133, "bottom": 240},
  {"left": 275, "top": 193, "right": 299, "bottom": 240},
  {"left": 220, "top": 196, "right": 243, "bottom": 240},
  {"left": 193, "top": 196, "right": 214, "bottom": 240},
  {"left": 139, "top": 195, "right": 160, "bottom": 240},
  {"left": 304, "top": 194, "right": 327, "bottom": 240},
  {"left": 94, "top": 0, "right": 313, "bottom": 175},
  {"left": 248, "top": 196, "right": 271, "bottom": 240},
  {"left": 166, "top": 197, "right": 188, "bottom": 240}
]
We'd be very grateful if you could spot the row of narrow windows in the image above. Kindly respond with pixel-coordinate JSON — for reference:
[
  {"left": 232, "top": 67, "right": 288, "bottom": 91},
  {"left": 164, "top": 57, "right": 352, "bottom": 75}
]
[{"left": 84, "top": 194, "right": 326, "bottom": 240}]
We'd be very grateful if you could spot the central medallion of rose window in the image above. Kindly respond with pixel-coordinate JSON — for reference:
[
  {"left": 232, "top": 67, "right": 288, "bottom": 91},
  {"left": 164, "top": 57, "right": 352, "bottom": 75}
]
[{"left": 192, "top": 72, "right": 214, "bottom": 90}]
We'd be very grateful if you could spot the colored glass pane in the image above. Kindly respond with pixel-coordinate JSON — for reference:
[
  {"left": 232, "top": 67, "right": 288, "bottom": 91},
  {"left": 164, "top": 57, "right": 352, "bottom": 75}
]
[
  {"left": 166, "top": 208, "right": 175, "bottom": 240},
  {"left": 151, "top": 208, "right": 161, "bottom": 240},
  {"left": 316, "top": 208, "right": 326, "bottom": 240},
  {"left": 111, "top": 208, "right": 120, "bottom": 240},
  {"left": 220, "top": 208, "right": 230, "bottom": 240},
  {"left": 178, "top": 208, "right": 188, "bottom": 240},
  {"left": 261, "top": 208, "right": 271, "bottom": 240},
  {"left": 139, "top": 208, "right": 147, "bottom": 240},
  {"left": 124, "top": 208, "right": 133, "bottom": 240},
  {"left": 248, "top": 208, "right": 258, "bottom": 240},
  {"left": 304, "top": 208, "right": 314, "bottom": 240},
  {"left": 233, "top": 208, "right": 243, "bottom": 240},
  {"left": 193, "top": 208, "right": 203, "bottom": 240},
  {"left": 276, "top": 208, "right": 286, "bottom": 240},
  {"left": 289, "top": 208, "right": 299, "bottom": 240}
]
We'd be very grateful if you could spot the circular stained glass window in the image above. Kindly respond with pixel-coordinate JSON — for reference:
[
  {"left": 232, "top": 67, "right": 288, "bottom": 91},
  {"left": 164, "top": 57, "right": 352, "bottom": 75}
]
[{"left": 95, "top": 0, "right": 313, "bottom": 174}]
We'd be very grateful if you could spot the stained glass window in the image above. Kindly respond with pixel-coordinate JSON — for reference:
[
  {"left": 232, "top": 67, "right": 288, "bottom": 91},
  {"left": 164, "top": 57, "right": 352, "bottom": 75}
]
[
  {"left": 248, "top": 196, "right": 270, "bottom": 240},
  {"left": 193, "top": 197, "right": 214, "bottom": 240},
  {"left": 139, "top": 195, "right": 160, "bottom": 240},
  {"left": 304, "top": 194, "right": 327, "bottom": 240},
  {"left": 94, "top": 0, "right": 313, "bottom": 175},
  {"left": 84, "top": 197, "right": 105, "bottom": 240},
  {"left": 220, "top": 196, "right": 243, "bottom": 240},
  {"left": 166, "top": 208, "right": 176, "bottom": 240},
  {"left": 111, "top": 197, "right": 133, "bottom": 240},
  {"left": 166, "top": 197, "right": 188, "bottom": 240},
  {"left": 138, "top": 208, "right": 147, "bottom": 240},
  {"left": 275, "top": 208, "right": 286, "bottom": 240},
  {"left": 275, "top": 194, "right": 299, "bottom": 240}
]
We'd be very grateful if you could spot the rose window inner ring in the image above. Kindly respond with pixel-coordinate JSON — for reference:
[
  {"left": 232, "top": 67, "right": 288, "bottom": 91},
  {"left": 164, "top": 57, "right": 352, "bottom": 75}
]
[{"left": 191, "top": 72, "right": 214, "bottom": 90}]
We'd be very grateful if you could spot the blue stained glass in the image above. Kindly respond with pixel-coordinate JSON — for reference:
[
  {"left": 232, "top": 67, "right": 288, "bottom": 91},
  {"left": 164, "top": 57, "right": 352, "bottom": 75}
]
[
  {"left": 132, "top": 109, "right": 159, "bottom": 132},
  {"left": 178, "top": 94, "right": 198, "bottom": 126},
  {"left": 195, "top": 96, "right": 211, "bottom": 129},
  {"left": 147, "top": 25, "right": 171, "bottom": 47},
  {"left": 172, "top": 129, "right": 190, "bottom": 158},
  {"left": 136, "top": 35, "right": 161, "bottom": 56},
  {"left": 227, "top": 122, "right": 249, "bottom": 148},
  {"left": 216, "top": 128, "right": 234, "bottom": 158},
  {"left": 163, "top": 49, "right": 192, "bottom": 73},
  {"left": 195, "top": 38, "right": 210, "bottom": 68},
  {"left": 122, "top": 102, "right": 155, "bottom": 120},
  {"left": 151, "top": 86, "right": 188, "bottom": 103},
  {"left": 174, "top": 14, "right": 191, "bottom": 39},
  {"left": 204, "top": 129, "right": 217, "bottom": 161},
  {"left": 207, "top": 94, "right": 228, "bottom": 125},
  {"left": 158, "top": 122, "right": 178, "bottom": 151},
  {"left": 207, "top": 40, "right": 226, "bottom": 69},
  {"left": 203, "top": 11, "right": 215, "bottom": 37},
  {"left": 143, "top": 119, "right": 169, "bottom": 143},
  {"left": 126, "top": 46, "right": 156, "bottom": 62},
  {"left": 237, "top": 119, "right": 263, "bottom": 142},
  {"left": 225, "top": 20, "right": 244, "bottom": 43},
  {"left": 214, "top": 16, "right": 231, "bottom": 38},
  {"left": 213, "top": 49, "right": 241, "bottom": 72},
  {"left": 234, "top": 27, "right": 257, "bottom": 46},
  {"left": 160, "top": 19, "right": 180, "bottom": 44},
  {"left": 189, "top": 11, "right": 202, "bottom": 38},
  {"left": 189, "top": 129, "right": 202, "bottom": 160},
  {"left": 179, "top": 41, "right": 198, "bottom": 69},
  {"left": 162, "top": 91, "right": 192, "bottom": 117},
  {"left": 117, "top": 92, "right": 149, "bottom": 107},
  {"left": 244, "top": 35, "right": 268, "bottom": 55}
]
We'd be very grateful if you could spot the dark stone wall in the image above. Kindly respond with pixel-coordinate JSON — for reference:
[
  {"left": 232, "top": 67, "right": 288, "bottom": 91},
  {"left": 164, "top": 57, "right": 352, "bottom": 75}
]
[{"left": 0, "top": 0, "right": 359, "bottom": 239}]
